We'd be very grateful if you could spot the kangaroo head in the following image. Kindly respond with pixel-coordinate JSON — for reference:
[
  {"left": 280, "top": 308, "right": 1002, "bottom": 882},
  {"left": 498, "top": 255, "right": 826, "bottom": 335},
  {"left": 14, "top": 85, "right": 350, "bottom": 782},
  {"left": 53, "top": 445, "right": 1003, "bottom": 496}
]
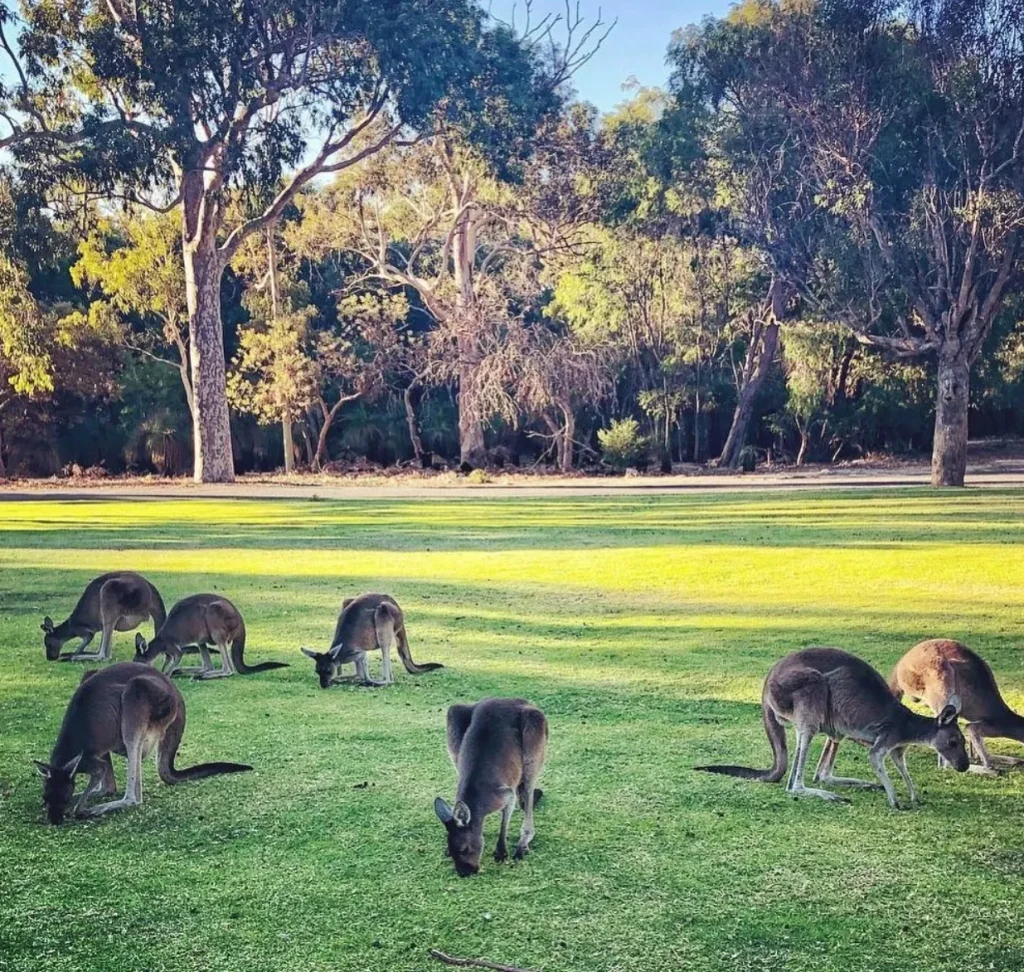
[
  {"left": 933, "top": 694, "right": 969, "bottom": 771},
  {"left": 134, "top": 633, "right": 150, "bottom": 663},
  {"left": 34, "top": 753, "right": 82, "bottom": 824},
  {"left": 40, "top": 617, "right": 61, "bottom": 660},
  {"left": 301, "top": 644, "right": 344, "bottom": 688},
  {"left": 434, "top": 797, "right": 482, "bottom": 876}
]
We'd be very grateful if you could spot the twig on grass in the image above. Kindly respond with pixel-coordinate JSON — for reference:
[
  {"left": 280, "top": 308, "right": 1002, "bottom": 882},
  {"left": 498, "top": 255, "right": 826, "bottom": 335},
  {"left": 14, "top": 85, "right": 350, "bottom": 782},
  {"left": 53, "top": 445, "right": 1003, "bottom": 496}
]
[{"left": 428, "top": 947, "right": 539, "bottom": 972}]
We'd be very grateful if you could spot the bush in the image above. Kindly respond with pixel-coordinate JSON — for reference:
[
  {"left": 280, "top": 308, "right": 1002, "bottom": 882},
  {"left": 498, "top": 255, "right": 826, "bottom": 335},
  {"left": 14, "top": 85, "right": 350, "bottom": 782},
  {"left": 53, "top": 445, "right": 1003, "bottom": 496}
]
[{"left": 598, "top": 418, "right": 649, "bottom": 470}]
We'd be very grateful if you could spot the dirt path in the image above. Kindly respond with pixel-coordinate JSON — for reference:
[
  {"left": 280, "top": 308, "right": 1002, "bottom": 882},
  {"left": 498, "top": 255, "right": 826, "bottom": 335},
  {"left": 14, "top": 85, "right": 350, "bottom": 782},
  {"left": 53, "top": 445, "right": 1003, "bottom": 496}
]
[{"left": 4, "top": 449, "right": 1024, "bottom": 500}]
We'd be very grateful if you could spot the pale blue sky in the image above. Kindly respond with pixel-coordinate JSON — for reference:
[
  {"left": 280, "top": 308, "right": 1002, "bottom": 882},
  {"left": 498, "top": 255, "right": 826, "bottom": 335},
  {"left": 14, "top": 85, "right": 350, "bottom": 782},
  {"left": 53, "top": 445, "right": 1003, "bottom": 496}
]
[{"left": 489, "top": 0, "right": 734, "bottom": 112}]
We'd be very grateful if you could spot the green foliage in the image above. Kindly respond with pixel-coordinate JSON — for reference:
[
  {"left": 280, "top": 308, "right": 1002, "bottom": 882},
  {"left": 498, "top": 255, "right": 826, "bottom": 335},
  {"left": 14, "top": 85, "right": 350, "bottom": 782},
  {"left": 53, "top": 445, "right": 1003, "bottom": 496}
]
[
  {"left": 597, "top": 416, "right": 649, "bottom": 469},
  {"left": 70, "top": 214, "right": 185, "bottom": 344},
  {"left": 0, "top": 254, "right": 51, "bottom": 398},
  {"left": 228, "top": 308, "right": 319, "bottom": 426}
]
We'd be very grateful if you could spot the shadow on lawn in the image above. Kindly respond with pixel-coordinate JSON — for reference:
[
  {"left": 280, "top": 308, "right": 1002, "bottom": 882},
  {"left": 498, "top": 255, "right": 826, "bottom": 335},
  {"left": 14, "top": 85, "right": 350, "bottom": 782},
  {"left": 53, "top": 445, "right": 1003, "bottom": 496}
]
[
  {"left": 1, "top": 490, "right": 1024, "bottom": 551},
  {"left": 11, "top": 565, "right": 1022, "bottom": 666}
]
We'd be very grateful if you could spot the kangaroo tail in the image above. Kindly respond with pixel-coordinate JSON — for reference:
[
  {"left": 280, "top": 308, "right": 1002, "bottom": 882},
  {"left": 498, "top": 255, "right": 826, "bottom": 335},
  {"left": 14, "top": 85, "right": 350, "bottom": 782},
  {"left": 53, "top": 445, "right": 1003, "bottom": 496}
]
[
  {"left": 150, "top": 587, "right": 168, "bottom": 633},
  {"left": 695, "top": 692, "right": 787, "bottom": 783},
  {"left": 230, "top": 624, "right": 290, "bottom": 675},
  {"left": 392, "top": 619, "right": 442, "bottom": 674},
  {"left": 157, "top": 710, "right": 253, "bottom": 784}
]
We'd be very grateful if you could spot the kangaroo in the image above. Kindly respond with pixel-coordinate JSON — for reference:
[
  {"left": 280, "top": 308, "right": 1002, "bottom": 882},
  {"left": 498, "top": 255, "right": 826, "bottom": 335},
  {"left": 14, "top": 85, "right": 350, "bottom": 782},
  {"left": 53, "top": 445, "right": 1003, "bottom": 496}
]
[
  {"left": 434, "top": 697, "right": 547, "bottom": 876},
  {"left": 34, "top": 663, "right": 252, "bottom": 823},
  {"left": 695, "top": 647, "right": 968, "bottom": 808},
  {"left": 300, "top": 593, "right": 442, "bottom": 688},
  {"left": 134, "top": 593, "right": 288, "bottom": 679},
  {"left": 41, "top": 571, "right": 166, "bottom": 663},
  {"left": 891, "top": 639, "right": 1024, "bottom": 775}
]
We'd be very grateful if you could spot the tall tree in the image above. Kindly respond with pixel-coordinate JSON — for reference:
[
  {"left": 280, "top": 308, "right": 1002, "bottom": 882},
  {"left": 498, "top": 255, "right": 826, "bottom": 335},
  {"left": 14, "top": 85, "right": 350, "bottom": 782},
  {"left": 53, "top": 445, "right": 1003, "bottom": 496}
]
[
  {"left": 2, "top": 0, "right": 519, "bottom": 481},
  {"left": 805, "top": 0, "right": 1024, "bottom": 486},
  {"left": 662, "top": 1, "right": 831, "bottom": 467}
]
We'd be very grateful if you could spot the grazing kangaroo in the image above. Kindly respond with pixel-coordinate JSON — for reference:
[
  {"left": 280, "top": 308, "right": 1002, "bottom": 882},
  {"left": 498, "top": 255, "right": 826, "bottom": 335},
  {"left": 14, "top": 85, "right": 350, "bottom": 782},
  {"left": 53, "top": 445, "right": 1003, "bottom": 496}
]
[
  {"left": 695, "top": 647, "right": 968, "bottom": 808},
  {"left": 300, "top": 593, "right": 442, "bottom": 688},
  {"left": 135, "top": 594, "right": 288, "bottom": 679},
  {"left": 891, "top": 639, "right": 1024, "bottom": 775},
  {"left": 34, "top": 663, "right": 252, "bottom": 823},
  {"left": 41, "top": 571, "right": 166, "bottom": 662},
  {"left": 434, "top": 697, "right": 547, "bottom": 876}
]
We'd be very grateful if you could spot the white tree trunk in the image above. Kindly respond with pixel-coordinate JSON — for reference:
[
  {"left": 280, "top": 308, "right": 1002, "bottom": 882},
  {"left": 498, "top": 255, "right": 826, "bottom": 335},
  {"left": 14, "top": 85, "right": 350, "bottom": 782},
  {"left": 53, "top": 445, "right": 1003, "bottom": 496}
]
[{"left": 453, "top": 201, "right": 486, "bottom": 468}]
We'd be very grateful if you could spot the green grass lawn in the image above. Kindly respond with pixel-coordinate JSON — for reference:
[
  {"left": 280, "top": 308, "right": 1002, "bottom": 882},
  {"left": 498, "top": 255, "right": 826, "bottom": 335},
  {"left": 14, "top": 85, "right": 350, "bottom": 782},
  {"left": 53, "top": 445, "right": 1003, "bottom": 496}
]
[{"left": 2, "top": 489, "right": 1024, "bottom": 972}]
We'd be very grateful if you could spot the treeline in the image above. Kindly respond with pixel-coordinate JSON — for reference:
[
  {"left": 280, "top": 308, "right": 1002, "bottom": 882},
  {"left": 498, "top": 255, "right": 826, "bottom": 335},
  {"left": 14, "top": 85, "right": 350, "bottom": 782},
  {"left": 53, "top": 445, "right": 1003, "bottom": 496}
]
[{"left": 2, "top": 0, "right": 1024, "bottom": 486}]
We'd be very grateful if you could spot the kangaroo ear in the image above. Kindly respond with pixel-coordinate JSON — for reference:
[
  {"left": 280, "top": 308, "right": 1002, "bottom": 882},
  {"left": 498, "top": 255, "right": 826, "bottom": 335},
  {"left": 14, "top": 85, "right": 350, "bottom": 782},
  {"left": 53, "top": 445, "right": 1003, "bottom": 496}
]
[
  {"left": 300, "top": 647, "right": 319, "bottom": 660},
  {"left": 41, "top": 616, "right": 54, "bottom": 633},
  {"left": 63, "top": 753, "right": 83, "bottom": 775},
  {"left": 33, "top": 760, "right": 52, "bottom": 778},
  {"left": 328, "top": 643, "right": 346, "bottom": 660},
  {"left": 938, "top": 695, "right": 962, "bottom": 726},
  {"left": 434, "top": 797, "right": 454, "bottom": 825},
  {"left": 342, "top": 597, "right": 355, "bottom": 611},
  {"left": 134, "top": 633, "right": 147, "bottom": 652},
  {"left": 452, "top": 800, "right": 472, "bottom": 828}
]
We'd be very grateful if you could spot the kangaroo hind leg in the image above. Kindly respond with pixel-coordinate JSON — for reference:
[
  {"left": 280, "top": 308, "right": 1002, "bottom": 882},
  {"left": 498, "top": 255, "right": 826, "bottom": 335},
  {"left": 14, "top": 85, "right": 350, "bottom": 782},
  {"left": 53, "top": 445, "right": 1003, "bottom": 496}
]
[
  {"left": 787, "top": 726, "right": 848, "bottom": 802},
  {"left": 812, "top": 738, "right": 882, "bottom": 790},
  {"left": 79, "top": 678, "right": 169, "bottom": 816},
  {"left": 514, "top": 706, "right": 548, "bottom": 859},
  {"left": 195, "top": 641, "right": 235, "bottom": 680}
]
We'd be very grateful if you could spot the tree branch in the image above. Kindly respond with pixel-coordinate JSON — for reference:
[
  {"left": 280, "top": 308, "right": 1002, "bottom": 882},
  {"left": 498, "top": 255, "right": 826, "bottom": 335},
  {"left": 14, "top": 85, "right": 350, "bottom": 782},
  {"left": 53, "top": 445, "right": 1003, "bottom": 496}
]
[{"left": 429, "top": 949, "right": 537, "bottom": 972}]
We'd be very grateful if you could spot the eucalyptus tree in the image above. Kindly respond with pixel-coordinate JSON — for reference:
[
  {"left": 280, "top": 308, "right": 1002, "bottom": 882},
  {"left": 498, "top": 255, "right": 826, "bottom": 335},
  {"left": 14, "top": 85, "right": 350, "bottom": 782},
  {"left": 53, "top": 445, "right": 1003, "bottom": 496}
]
[
  {"left": 803, "top": 0, "right": 1024, "bottom": 486},
  {"left": 1, "top": 0, "right": 520, "bottom": 481},
  {"left": 292, "top": 15, "right": 609, "bottom": 467},
  {"left": 661, "top": 2, "right": 833, "bottom": 467}
]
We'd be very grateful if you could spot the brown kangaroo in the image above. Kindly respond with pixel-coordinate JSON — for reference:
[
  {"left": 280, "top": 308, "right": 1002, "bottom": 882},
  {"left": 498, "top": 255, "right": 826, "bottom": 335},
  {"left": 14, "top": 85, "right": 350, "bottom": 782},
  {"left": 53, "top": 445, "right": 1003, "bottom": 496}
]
[
  {"left": 301, "top": 593, "right": 442, "bottom": 688},
  {"left": 434, "top": 697, "right": 547, "bottom": 876},
  {"left": 134, "top": 593, "right": 288, "bottom": 679},
  {"left": 41, "top": 571, "right": 166, "bottom": 662},
  {"left": 695, "top": 647, "right": 968, "bottom": 807},
  {"left": 891, "top": 639, "right": 1024, "bottom": 775},
  {"left": 34, "top": 662, "right": 252, "bottom": 823}
]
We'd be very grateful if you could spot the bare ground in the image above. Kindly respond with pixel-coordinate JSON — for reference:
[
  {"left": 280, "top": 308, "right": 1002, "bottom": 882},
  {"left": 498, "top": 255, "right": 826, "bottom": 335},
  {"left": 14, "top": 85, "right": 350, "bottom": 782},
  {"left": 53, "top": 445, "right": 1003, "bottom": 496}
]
[{"left": 4, "top": 438, "right": 1024, "bottom": 499}]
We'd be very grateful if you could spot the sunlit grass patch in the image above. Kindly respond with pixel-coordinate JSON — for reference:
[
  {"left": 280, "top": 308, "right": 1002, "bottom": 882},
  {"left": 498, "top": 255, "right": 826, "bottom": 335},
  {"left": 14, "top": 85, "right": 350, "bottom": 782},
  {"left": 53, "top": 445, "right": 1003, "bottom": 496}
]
[{"left": 2, "top": 489, "right": 1024, "bottom": 972}]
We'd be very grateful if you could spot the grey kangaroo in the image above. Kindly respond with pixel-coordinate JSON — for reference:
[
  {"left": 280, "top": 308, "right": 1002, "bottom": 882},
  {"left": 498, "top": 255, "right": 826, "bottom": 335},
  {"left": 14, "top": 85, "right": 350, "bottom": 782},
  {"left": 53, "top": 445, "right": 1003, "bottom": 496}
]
[
  {"left": 892, "top": 639, "right": 1024, "bottom": 775},
  {"left": 301, "top": 593, "right": 442, "bottom": 688},
  {"left": 135, "top": 594, "right": 288, "bottom": 679},
  {"left": 35, "top": 663, "right": 252, "bottom": 823},
  {"left": 434, "top": 697, "right": 547, "bottom": 876},
  {"left": 41, "top": 571, "right": 166, "bottom": 662},
  {"left": 696, "top": 647, "right": 968, "bottom": 808}
]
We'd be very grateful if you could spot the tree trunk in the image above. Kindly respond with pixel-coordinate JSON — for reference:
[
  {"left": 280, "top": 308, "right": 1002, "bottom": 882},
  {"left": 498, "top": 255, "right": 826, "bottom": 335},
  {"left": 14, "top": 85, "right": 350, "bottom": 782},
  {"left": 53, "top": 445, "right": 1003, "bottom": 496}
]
[
  {"left": 299, "top": 423, "right": 315, "bottom": 467},
  {"left": 0, "top": 422, "right": 6, "bottom": 479},
  {"left": 453, "top": 200, "right": 486, "bottom": 468},
  {"left": 717, "top": 281, "right": 785, "bottom": 469},
  {"left": 693, "top": 387, "right": 701, "bottom": 463},
  {"left": 282, "top": 411, "right": 295, "bottom": 474},
  {"left": 932, "top": 350, "right": 970, "bottom": 487},
  {"left": 183, "top": 237, "right": 234, "bottom": 483},
  {"left": 404, "top": 383, "right": 425, "bottom": 461},
  {"left": 457, "top": 358, "right": 486, "bottom": 467},
  {"left": 796, "top": 428, "right": 810, "bottom": 466},
  {"left": 559, "top": 406, "right": 575, "bottom": 473},
  {"left": 313, "top": 393, "right": 360, "bottom": 471}
]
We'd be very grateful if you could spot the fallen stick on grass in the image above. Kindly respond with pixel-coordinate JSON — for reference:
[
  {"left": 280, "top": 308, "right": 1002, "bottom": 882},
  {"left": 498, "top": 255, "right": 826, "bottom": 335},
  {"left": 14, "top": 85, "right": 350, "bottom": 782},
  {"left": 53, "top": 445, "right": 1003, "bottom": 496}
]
[{"left": 428, "top": 947, "right": 539, "bottom": 972}]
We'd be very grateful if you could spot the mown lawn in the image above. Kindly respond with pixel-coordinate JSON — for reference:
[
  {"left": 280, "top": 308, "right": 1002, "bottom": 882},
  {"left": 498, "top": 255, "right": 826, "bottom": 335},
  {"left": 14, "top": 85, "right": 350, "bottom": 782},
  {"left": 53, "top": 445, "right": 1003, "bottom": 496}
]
[{"left": 2, "top": 489, "right": 1024, "bottom": 972}]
